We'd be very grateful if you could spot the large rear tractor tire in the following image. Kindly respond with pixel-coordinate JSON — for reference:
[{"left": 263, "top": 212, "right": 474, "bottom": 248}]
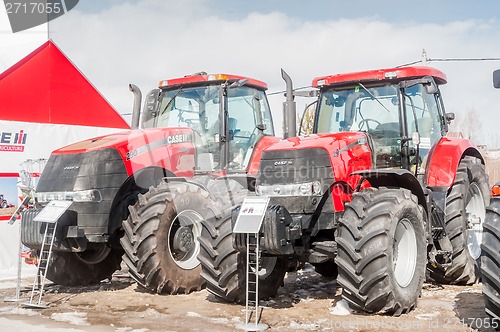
[
  {"left": 429, "top": 156, "right": 489, "bottom": 285},
  {"left": 198, "top": 212, "right": 288, "bottom": 303},
  {"left": 121, "top": 182, "right": 218, "bottom": 294},
  {"left": 47, "top": 245, "right": 123, "bottom": 286},
  {"left": 481, "top": 196, "right": 500, "bottom": 330},
  {"left": 335, "top": 188, "right": 426, "bottom": 316}
]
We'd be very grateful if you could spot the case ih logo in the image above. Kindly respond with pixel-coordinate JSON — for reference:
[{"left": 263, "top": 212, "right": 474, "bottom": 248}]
[{"left": 0, "top": 129, "right": 28, "bottom": 152}]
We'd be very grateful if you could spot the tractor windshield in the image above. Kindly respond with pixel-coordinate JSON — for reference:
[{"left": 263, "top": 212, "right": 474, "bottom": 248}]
[
  {"left": 316, "top": 82, "right": 443, "bottom": 170},
  {"left": 151, "top": 84, "right": 274, "bottom": 172},
  {"left": 316, "top": 84, "right": 400, "bottom": 134}
]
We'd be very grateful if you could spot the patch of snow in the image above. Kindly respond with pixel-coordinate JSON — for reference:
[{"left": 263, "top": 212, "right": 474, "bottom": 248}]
[
  {"left": 329, "top": 299, "right": 352, "bottom": 316},
  {"left": 415, "top": 312, "right": 439, "bottom": 320},
  {"left": 50, "top": 312, "right": 89, "bottom": 326},
  {"left": 138, "top": 308, "right": 167, "bottom": 319},
  {"left": 115, "top": 328, "right": 149, "bottom": 332},
  {"left": 186, "top": 311, "right": 201, "bottom": 317},
  {"left": 261, "top": 299, "right": 276, "bottom": 306},
  {"left": 297, "top": 266, "right": 314, "bottom": 275},
  {"left": 0, "top": 306, "right": 39, "bottom": 316},
  {"left": 209, "top": 317, "right": 229, "bottom": 324}
]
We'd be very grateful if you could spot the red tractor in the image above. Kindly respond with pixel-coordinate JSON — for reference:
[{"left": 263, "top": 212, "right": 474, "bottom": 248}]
[
  {"left": 21, "top": 72, "right": 282, "bottom": 294},
  {"left": 480, "top": 70, "right": 500, "bottom": 330},
  {"left": 0, "top": 194, "right": 8, "bottom": 208},
  {"left": 199, "top": 66, "right": 490, "bottom": 316}
]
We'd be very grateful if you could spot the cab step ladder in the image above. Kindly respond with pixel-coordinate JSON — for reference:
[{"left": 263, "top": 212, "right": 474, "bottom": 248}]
[
  {"left": 242, "top": 233, "right": 267, "bottom": 331},
  {"left": 23, "top": 219, "right": 57, "bottom": 308}
]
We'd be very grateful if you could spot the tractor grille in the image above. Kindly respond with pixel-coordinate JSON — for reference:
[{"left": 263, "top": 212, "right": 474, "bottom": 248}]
[
  {"left": 257, "top": 148, "right": 334, "bottom": 185},
  {"left": 36, "top": 148, "right": 128, "bottom": 238},
  {"left": 20, "top": 208, "right": 43, "bottom": 248}
]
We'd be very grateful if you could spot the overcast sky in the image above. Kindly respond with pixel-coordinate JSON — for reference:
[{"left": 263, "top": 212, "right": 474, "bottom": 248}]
[{"left": 2, "top": 0, "right": 500, "bottom": 147}]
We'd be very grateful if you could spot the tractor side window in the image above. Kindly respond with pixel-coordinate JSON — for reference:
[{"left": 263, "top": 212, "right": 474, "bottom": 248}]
[
  {"left": 226, "top": 87, "right": 274, "bottom": 170},
  {"left": 404, "top": 84, "right": 442, "bottom": 173},
  {"left": 316, "top": 90, "right": 346, "bottom": 133}
]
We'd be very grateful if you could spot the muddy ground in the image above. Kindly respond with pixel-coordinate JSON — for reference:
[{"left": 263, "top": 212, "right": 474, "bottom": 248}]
[
  {"left": 0, "top": 264, "right": 496, "bottom": 332},
  {"left": 0, "top": 206, "right": 16, "bottom": 217}
]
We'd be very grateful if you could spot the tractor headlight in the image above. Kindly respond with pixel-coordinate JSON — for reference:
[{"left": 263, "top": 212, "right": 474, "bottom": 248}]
[{"left": 35, "top": 189, "right": 102, "bottom": 204}]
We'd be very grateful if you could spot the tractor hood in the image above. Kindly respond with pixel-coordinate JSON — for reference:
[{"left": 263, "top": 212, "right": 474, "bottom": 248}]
[
  {"left": 263, "top": 132, "right": 369, "bottom": 156},
  {"left": 51, "top": 127, "right": 197, "bottom": 176},
  {"left": 54, "top": 127, "right": 193, "bottom": 155},
  {"left": 258, "top": 132, "right": 373, "bottom": 184}
]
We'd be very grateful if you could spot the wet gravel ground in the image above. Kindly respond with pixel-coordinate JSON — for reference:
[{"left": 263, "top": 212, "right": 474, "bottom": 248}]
[{"left": 0, "top": 265, "right": 494, "bottom": 332}]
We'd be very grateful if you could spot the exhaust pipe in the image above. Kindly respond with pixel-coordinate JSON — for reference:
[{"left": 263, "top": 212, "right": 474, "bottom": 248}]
[
  {"left": 129, "top": 84, "right": 142, "bottom": 130},
  {"left": 281, "top": 69, "right": 297, "bottom": 139}
]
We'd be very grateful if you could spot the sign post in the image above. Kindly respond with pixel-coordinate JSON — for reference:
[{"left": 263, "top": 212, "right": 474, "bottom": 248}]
[{"left": 233, "top": 196, "right": 270, "bottom": 331}]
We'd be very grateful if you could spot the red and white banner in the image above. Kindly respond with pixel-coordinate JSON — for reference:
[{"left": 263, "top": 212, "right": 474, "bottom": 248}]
[
  {"left": 0, "top": 120, "right": 126, "bottom": 278},
  {"left": 0, "top": 40, "right": 131, "bottom": 278}
]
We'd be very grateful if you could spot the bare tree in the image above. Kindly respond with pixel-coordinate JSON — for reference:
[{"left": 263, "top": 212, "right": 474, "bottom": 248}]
[
  {"left": 448, "top": 108, "right": 483, "bottom": 143},
  {"left": 297, "top": 103, "right": 316, "bottom": 135}
]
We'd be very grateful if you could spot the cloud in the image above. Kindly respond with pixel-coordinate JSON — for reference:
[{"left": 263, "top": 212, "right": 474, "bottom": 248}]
[
  {"left": 3, "top": 0, "right": 500, "bottom": 146},
  {"left": 0, "top": 9, "right": 47, "bottom": 69}
]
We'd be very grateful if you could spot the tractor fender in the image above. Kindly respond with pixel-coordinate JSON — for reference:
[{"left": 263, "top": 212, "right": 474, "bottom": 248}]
[
  {"left": 425, "top": 137, "right": 484, "bottom": 187},
  {"left": 109, "top": 166, "right": 174, "bottom": 235},
  {"left": 350, "top": 169, "right": 428, "bottom": 215}
]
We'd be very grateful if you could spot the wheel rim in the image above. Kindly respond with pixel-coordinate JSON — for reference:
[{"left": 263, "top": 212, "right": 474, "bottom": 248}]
[
  {"left": 251, "top": 256, "right": 277, "bottom": 279},
  {"left": 466, "top": 182, "right": 485, "bottom": 260},
  {"left": 76, "top": 245, "right": 111, "bottom": 264},
  {"left": 169, "top": 209, "right": 203, "bottom": 270},
  {"left": 393, "top": 218, "right": 417, "bottom": 288}
]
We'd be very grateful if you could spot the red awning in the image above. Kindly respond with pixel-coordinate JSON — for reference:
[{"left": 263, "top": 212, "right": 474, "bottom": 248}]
[{"left": 0, "top": 40, "right": 129, "bottom": 129}]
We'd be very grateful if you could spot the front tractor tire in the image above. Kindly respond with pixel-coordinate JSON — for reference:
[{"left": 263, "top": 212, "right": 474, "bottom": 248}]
[
  {"left": 121, "top": 182, "right": 217, "bottom": 294},
  {"left": 429, "top": 156, "right": 489, "bottom": 285},
  {"left": 47, "top": 245, "right": 123, "bottom": 286},
  {"left": 481, "top": 197, "right": 500, "bottom": 330},
  {"left": 198, "top": 213, "right": 288, "bottom": 303},
  {"left": 335, "top": 188, "right": 426, "bottom": 316}
]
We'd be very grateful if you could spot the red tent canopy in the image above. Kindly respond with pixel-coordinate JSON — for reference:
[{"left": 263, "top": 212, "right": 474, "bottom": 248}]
[{"left": 0, "top": 40, "right": 129, "bottom": 129}]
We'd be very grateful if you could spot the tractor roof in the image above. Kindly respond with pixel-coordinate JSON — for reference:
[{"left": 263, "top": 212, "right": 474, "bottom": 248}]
[
  {"left": 159, "top": 73, "right": 268, "bottom": 90},
  {"left": 312, "top": 66, "right": 447, "bottom": 88}
]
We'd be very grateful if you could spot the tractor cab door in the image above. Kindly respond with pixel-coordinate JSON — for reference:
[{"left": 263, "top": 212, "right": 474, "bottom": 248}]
[
  {"left": 401, "top": 82, "right": 444, "bottom": 175},
  {"left": 224, "top": 86, "right": 274, "bottom": 172},
  {"left": 347, "top": 86, "right": 403, "bottom": 169}
]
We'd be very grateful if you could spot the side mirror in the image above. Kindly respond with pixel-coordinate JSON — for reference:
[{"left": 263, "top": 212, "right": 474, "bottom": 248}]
[
  {"left": 493, "top": 69, "right": 500, "bottom": 89},
  {"left": 253, "top": 93, "right": 266, "bottom": 131},
  {"left": 145, "top": 89, "right": 161, "bottom": 112},
  {"left": 445, "top": 112, "right": 455, "bottom": 124},
  {"left": 141, "top": 89, "right": 161, "bottom": 128},
  {"left": 412, "top": 131, "right": 421, "bottom": 145}
]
